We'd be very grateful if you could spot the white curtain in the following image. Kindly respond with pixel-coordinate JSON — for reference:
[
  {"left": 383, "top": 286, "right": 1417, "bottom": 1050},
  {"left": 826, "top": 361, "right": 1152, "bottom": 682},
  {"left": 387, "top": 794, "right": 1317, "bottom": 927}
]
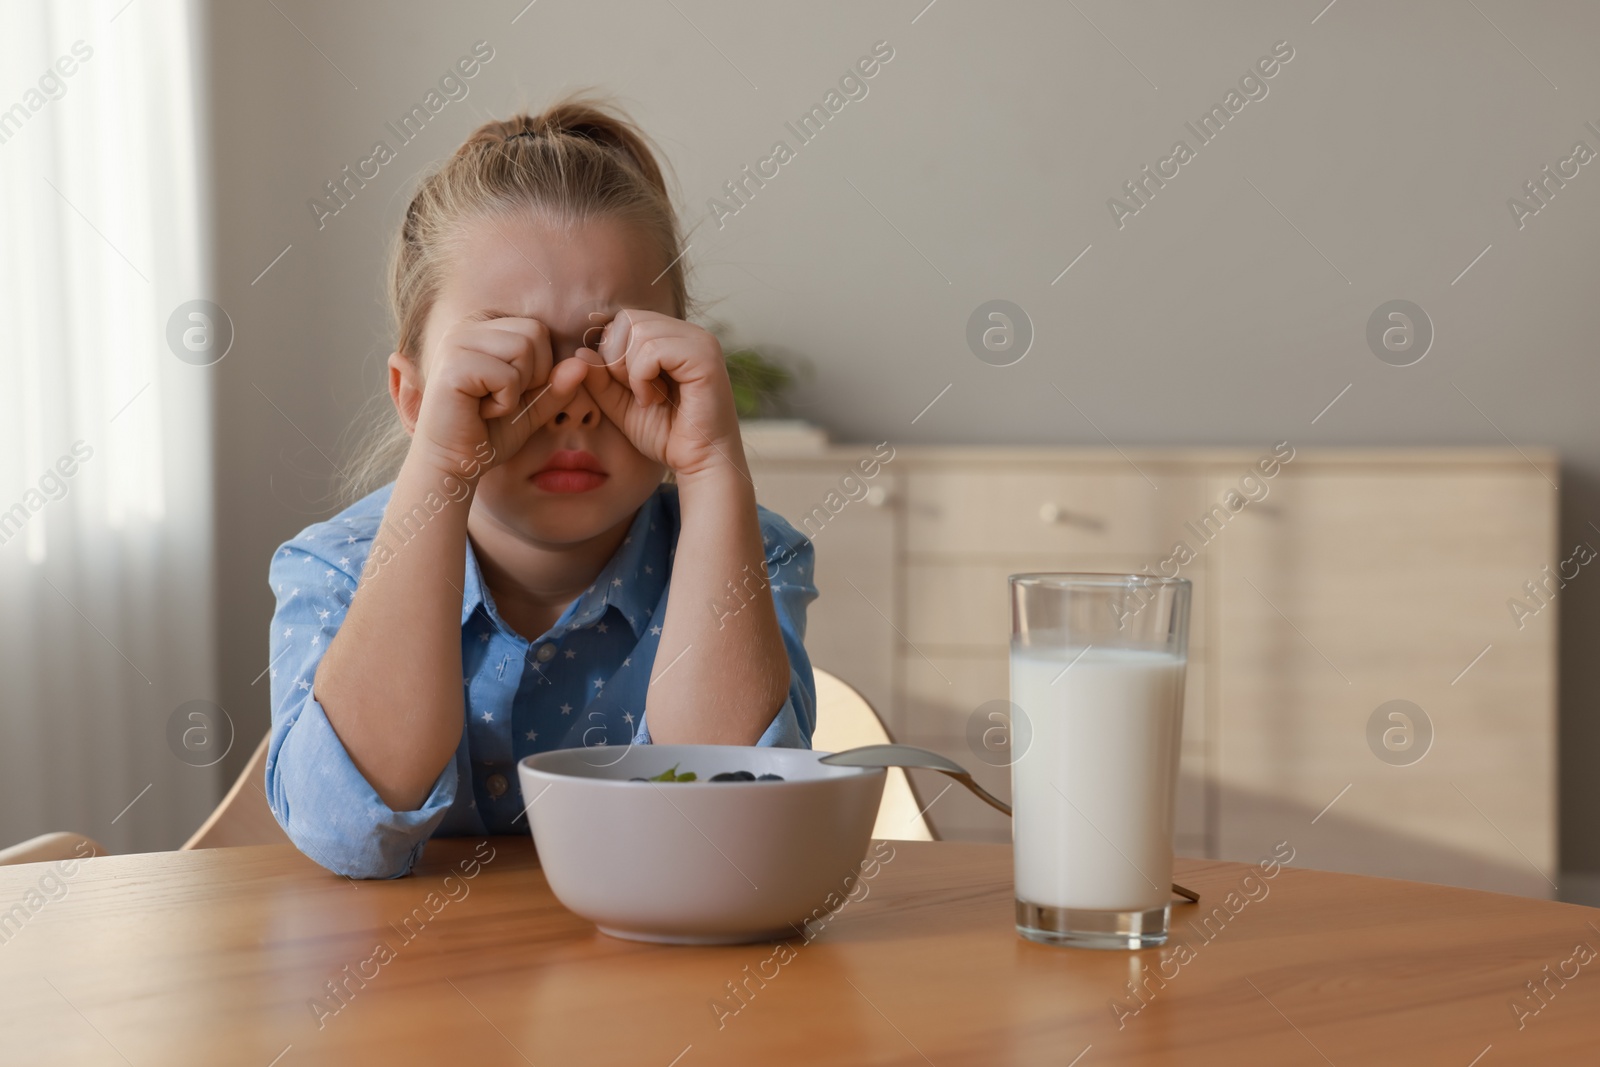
[{"left": 0, "top": 0, "right": 217, "bottom": 853}]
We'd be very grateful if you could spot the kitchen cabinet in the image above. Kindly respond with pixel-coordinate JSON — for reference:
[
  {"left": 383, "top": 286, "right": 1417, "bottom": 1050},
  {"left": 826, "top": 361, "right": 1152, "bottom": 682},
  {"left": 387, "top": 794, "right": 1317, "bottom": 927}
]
[{"left": 747, "top": 444, "right": 1558, "bottom": 897}]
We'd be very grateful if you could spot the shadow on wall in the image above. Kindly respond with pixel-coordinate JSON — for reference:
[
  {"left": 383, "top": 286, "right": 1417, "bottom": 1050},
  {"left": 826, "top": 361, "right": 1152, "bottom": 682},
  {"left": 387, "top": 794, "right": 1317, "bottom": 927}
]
[
  {"left": 1557, "top": 464, "right": 1600, "bottom": 887},
  {"left": 907, "top": 763, "right": 1559, "bottom": 903}
]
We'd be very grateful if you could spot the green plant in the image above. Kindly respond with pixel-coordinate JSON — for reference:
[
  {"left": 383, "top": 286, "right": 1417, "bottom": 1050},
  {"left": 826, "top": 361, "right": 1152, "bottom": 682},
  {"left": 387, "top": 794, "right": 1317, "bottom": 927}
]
[{"left": 723, "top": 348, "right": 794, "bottom": 419}]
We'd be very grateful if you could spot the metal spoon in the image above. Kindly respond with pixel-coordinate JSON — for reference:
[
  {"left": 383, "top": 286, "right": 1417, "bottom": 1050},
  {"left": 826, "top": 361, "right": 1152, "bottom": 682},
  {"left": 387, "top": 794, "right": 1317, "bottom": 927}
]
[{"left": 820, "top": 743, "right": 1200, "bottom": 904}]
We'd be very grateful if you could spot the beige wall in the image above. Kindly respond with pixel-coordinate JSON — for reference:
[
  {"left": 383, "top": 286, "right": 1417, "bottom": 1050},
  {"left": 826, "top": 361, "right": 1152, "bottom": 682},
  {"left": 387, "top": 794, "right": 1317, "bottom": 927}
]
[{"left": 205, "top": 0, "right": 1600, "bottom": 878}]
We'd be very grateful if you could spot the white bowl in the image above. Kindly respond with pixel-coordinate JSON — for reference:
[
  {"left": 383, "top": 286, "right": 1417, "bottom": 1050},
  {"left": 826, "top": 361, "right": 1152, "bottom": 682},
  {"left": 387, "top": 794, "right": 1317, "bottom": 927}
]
[{"left": 517, "top": 744, "right": 885, "bottom": 944}]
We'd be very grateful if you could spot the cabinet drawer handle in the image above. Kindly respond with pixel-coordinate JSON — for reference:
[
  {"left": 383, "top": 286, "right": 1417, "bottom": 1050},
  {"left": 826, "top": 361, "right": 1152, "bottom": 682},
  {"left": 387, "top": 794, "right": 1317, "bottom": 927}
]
[{"left": 1038, "top": 503, "right": 1106, "bottom": 531}]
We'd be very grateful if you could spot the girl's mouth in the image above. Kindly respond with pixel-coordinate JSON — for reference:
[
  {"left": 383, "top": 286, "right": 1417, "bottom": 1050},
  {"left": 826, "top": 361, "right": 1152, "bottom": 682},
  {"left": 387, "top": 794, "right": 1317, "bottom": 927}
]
[{"left": 531, "top": 450, "right": 608, "bottom": 494}]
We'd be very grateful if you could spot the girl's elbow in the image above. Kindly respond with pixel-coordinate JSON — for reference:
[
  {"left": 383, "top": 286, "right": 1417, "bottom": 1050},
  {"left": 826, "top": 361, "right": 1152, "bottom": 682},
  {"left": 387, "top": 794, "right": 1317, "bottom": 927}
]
[{"left": 285, "top": 820, "right": 419, "bottom": 880}]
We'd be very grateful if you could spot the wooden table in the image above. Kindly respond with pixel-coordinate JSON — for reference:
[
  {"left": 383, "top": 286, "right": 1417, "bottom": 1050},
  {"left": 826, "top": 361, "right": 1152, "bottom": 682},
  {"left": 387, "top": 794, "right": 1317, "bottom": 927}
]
[{"left": 2, "top": 839, "right": 1597, "bottom": 1065}]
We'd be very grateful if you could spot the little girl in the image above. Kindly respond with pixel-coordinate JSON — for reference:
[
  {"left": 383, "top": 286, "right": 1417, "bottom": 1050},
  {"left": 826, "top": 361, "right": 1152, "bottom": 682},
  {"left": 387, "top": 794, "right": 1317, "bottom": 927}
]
[{"left": 264, "top": 95, "right": 817, "bottom": 879}]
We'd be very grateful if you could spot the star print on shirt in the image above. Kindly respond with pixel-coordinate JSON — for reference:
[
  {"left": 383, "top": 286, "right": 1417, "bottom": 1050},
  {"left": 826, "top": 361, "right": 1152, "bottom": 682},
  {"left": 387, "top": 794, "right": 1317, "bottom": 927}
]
[
  {"left": 623, "top": 712, "right": 634, "bottom": 725},
  {"left": 643, "top": 565, "right": 652, "bottom": 574},
  {"left": 611, "top": 578, "right": 623, "bottom": 587},
  {"left": 525, "top": 730, "right": 537, "bottom": 741},
  {"left": 283, "top": 627, "right": 294, "bottom": 638},
  {"left": 560, "top": 703, "right": 572, "bottom": 714},
  {"left": 596, "top": 622, "right": 608, "bottom": 633},
  {"left": 621, "top": 657, "right": 631, "bottom": 668},
  {"left": 297, "top": 679, "right": 311, "bottom": 691},
  {"left": 564, "top": 649, "right": 576, "bottom": 659},
  {"left": 338, "top": 557, "right": 351, "bottom": 568},
  {"left": 316, "top": 608, "right": 331, "bottom": 621},
  {"left": 593, "top": 678, "right": 605, "bottom": 690},
  {"left": 481, "top": 710, "right": 494, "bottom": 723},
  {"left": 649, "top": 625, "right": 662, "bottom": 636}
]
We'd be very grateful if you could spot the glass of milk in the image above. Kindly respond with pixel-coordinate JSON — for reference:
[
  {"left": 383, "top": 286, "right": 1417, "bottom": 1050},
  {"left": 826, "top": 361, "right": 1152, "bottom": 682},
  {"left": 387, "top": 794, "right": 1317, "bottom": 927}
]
[{"left": 1009, "top": 573, "right": 1191, "bottom": 949}]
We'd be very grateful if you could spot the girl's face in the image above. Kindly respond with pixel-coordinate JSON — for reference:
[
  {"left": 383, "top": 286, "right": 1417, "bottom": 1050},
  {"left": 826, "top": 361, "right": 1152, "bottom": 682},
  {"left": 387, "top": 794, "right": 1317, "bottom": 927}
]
[{"left": 418, "top": 212, "right": 673, "bottom": 547}]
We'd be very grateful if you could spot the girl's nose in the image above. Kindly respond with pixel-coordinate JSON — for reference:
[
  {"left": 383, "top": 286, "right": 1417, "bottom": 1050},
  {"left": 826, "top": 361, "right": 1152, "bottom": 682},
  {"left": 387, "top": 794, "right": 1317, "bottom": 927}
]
[{"left": 553, "top": 383, "right": 598, "bottom": 426}]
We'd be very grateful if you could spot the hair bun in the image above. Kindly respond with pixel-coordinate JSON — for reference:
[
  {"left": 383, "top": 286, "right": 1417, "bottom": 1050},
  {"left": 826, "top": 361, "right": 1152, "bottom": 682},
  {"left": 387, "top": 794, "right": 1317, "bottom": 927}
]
[{"left": 462, "top": 93, "right": 669, "bottom": 199}]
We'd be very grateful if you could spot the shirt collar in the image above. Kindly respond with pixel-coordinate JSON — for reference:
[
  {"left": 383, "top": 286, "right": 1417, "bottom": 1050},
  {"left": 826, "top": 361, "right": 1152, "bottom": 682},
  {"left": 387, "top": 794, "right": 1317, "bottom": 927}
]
[
  {"left": 461, "top": 537, "right": 490, "bottom": 627},
  {"left": 460, "top": 486, "right": 672, "bottom": 640}
]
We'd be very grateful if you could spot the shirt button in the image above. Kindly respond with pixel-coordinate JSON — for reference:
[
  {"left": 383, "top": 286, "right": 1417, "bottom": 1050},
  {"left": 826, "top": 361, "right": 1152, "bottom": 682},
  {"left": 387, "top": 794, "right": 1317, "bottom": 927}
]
[
  {"left": 486, "top": 774, "right": 508, "bottom": 798},
  {"left": 535, "top": 643, "right": 556, "bottom": 662}
]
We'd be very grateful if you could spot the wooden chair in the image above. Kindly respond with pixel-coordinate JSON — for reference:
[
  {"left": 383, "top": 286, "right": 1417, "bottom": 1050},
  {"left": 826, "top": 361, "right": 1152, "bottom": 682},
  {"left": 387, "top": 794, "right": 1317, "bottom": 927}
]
[
  {"left": 0, "top": 665, "right": 932, "bottom": 863},
  {"left": 811, "top": 667, "right": 935, "bottom": 842},
  {"left": 0, "top": 735, "right": 284, "bottom": 865},
  {"left": 181, "top": 732, "right": 288, "bottom": 850},
  {"left": 0, "top": 832, "right": 109, "bottom": 866}
]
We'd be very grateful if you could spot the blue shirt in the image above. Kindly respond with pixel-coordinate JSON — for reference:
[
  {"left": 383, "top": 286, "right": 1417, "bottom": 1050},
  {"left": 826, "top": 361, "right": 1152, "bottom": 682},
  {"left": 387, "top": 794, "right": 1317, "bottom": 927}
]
[{"left": 264, "top": 483, "right": 818, "bottom": 879}]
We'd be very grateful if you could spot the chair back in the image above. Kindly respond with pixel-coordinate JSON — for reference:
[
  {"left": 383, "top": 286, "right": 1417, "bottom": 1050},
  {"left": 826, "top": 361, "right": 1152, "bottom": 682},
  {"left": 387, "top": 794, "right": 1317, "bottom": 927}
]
[
  {"left": 0, "top": 832, "right": 108, "bottom": 867},
  {"left": 182, "top": 732, "right": 287, "bottom": 850},
  {"left": 811, "top": 667, "right": 935, "bottom": 841}
]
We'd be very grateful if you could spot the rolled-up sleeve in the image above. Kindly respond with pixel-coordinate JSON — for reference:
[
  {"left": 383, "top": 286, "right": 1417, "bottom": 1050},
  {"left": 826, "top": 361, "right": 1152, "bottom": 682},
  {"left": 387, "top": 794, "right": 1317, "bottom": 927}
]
[{"left": 264, "top": 543, "right": 456, "bottom": 879}]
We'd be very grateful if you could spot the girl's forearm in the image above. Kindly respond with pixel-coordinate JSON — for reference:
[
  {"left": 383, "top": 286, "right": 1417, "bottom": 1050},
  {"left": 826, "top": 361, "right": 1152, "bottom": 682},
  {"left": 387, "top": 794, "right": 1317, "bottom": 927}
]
[
  {"left": 648, "top": 462, "right": 791, "bottom": 743},
  {"left": 315, "top": 452, "right": 474, "bottom": 811}
]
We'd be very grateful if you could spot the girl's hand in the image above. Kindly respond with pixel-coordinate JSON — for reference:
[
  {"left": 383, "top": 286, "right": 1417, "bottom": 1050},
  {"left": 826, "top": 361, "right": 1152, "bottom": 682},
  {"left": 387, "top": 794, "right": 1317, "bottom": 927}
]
[
  {"left": 403, "top": 316, "right": 588, "bottom": 478},
  {"left": 579, "top": 309, "right": 741, "bottom": 478}
]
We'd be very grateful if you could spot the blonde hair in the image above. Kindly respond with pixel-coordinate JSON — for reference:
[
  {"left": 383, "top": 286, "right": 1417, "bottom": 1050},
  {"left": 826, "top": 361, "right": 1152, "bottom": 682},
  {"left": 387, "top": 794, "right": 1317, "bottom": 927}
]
[{"left": 342, "top": 92, "right": 692, "bottom": 500}]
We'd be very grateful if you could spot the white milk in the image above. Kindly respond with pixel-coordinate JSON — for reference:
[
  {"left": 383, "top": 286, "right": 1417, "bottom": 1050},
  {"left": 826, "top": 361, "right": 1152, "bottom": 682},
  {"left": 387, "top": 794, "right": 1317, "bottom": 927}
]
[{"left": 1010, "top": 647, "right": 1185, "bottom": 912}]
